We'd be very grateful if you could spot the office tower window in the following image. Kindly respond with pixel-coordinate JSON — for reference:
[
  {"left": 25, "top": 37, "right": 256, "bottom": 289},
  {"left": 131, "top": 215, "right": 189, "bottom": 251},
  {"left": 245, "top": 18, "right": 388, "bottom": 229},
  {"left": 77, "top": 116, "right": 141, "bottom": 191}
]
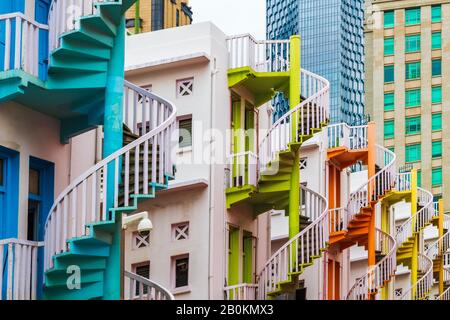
[
  {"left": 385, "top": 65, "right": 395, "bottom": 83},
  {"left": 384, "top": 11, "right": 395, "bottom": 28},
  {"left": 151, "top": 0, "right": 164, "bottom": 31},
  {"left": 405, "top": 88, "right": 421, "bottom": 107},
  {"left": 405, "top": 34, "right": 421, "bottom": 53},
  {"left": 384, "top": 120, "right": 394, "bottom": 139},
  {"left": 406, "top": 62, "right": 421, "bottom": 80},
  {"left": 178, "top": 117, "right": 192, "bottom": 148},
  {"left": 405, "top": 8, "right": 421, "bottom": 26},
  {"left": 406, "top": 144, "right": 421, "bottom": 162},
  {"left": 417, "top": 170, "right": 422, "bottom": 188},
  {"left": 432, "top": 140, "right": 442, "bottom": 158},
  {"left": 432, "top": 32, "right": 441, "bottom": 50},
  {"left": 432, "top": 5, "right": 442, "bottom": 23},
  {"left": 384, "top": 92, "right": 394, "bottom": 111},
  {"left": 384, "top": 38, "right": 394, "bottom": 56},
  {"left": 432, "top": 86, "right": 442, "bottom": 104},
  {"left": 432, "top": 113, "right": 442, "bottom": 131},
  {"left": 405, "top": 116, "right": 421, "bottom": 135},
  {"left": 432, "top": 167, "right": 443, "bottom": 187},
  {"left": 432, "top": 59, "right": 442, "bottom": 77}
]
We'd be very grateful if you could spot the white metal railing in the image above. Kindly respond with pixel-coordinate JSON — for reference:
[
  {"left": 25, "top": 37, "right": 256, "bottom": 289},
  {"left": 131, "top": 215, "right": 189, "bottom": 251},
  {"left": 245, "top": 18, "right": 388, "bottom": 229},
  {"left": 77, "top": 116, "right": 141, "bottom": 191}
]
[
  {"left": 0, "top": 238, "right": 43, "bottom": 300},
  {"left": 401, "top": 253, "right": 433, "bottom": 300},
  {"left": 346, "top": 145, "right": 396, "bottom": 225},
  {"left": 227, "top": 34, "right": 290, "bottom": 72},
  {"left": 44, "top": 80, "right": 177, "bottom": 271},
  {"left": 395, "top": 187, "right": 434, "bottom": 249},
  {"left": 346, "top": 229, "right": 396, "bottom": 300},
  {"left": 327, "top": 123, "right": 368, "bottom": 150},
  {"left": 226, "top": 152, "right": 258, "bottom": 189},
  {"left": 124, "top": 271, "right": 174, "bottom": 300},
  {"left": 329, "top": 207, "right": 347, "bottom": 234},
  {"left": 257, "top": 185, "right": 328, "bottom": 299},
  {"left": 445, "top": 252, "right": 450, "bottom": 267},
  {"left": 259, "top": 69, "right": 329, "bottom": 174},
  {"left": 426, "top": 231, "right": 450, "bottom": 262},
  {"left": 394, "top": 172, "right": 412, "bottom": 192},
  {"left": 0, "top": 13, "right": 48, "bottom": 77},
  {"left": 224, "top": 283, "right": 258, "bottom": 300},
  {"left": 48, "top": 0, "right": 118, "bottom": 53},
  {"left": 437, "top": 268, "right": 450, "bottom": 300}
]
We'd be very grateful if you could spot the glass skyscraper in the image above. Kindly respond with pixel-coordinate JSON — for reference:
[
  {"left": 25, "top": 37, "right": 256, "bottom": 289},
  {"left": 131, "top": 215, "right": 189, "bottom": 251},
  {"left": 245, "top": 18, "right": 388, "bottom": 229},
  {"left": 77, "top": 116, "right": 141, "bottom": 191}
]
[{"left": 267, "top": 0, "right": 365, "bottom": 125}]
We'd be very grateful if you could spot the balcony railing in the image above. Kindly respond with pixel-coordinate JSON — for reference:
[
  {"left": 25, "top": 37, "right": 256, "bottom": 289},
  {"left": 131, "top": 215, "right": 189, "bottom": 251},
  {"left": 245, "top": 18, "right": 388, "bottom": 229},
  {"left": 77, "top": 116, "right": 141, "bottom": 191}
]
[
  {"left": 224, "top": 283, "right": 258, "bottom": 300},
  {"left": 0, "top": 13, "right": 48, "bottom": 78},
  {"left": 0, "top": 238, "right": 43, "bottom": 300},
  {"left": 227, "top": 34, "right": 290, "bottom": 72},
  {"left": 226, "top": 152, "right": 258, "bottom": 189}
]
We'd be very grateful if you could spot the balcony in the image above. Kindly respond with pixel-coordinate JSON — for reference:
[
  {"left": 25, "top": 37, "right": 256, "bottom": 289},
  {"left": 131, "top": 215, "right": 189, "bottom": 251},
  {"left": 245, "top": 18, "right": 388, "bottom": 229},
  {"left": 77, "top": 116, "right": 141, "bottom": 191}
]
[{"left": 227, "top": 34, "right": 294, "bottom": 107}]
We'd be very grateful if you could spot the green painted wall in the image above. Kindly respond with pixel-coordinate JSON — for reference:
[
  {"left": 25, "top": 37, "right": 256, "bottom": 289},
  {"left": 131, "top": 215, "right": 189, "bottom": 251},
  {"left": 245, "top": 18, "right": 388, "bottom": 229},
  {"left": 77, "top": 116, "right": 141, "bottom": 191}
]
[
  {"left": 228, "top": 227, "right": 240, "bottom": 286},
  {"left": 243, "top": 232, "right": 253, "bottom": 283}
]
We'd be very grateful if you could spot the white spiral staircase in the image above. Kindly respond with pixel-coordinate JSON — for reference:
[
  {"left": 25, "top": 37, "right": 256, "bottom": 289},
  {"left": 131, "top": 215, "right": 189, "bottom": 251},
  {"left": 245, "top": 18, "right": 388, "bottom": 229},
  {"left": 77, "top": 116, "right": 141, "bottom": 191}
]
[{"left": 42, "top": 80, "right": 176, "bottom": 299}]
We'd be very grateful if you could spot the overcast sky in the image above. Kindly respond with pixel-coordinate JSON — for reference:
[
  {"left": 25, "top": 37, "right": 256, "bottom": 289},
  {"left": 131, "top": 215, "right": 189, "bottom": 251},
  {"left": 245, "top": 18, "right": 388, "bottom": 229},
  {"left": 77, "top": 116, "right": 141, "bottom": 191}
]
[{"left": 189, "top": 0, "right": 266, "bottom": 39}]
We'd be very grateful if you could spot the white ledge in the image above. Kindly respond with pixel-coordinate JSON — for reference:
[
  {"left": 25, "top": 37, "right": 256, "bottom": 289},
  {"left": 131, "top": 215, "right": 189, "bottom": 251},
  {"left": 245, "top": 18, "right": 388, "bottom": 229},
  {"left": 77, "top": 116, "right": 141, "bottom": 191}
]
[{"left": 125, "top": 52, "right": 211, "bottom": 75}]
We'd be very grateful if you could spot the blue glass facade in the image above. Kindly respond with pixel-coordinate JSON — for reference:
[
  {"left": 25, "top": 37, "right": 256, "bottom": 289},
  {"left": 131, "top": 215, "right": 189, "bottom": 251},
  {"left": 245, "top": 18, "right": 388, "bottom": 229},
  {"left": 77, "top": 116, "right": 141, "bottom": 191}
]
[{"left": 267, "top": 0, "right": 365, "bottom": 125}]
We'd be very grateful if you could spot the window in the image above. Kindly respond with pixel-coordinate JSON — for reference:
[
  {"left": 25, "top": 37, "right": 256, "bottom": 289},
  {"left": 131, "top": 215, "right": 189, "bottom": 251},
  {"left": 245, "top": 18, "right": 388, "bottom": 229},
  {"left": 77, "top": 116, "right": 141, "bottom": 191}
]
[
  {"left": 178, "top": 117, "right": 192, "bottom": 148},
  {"left": 133, "top": 231, "right": 150, "bottom": 249},
  {"left": 384, "top": 38, "right": 394, "bottom": 56},
  {"left": 384, "top": 120, "right": 394, "bottom": 139},
  {"left": 173, "top": 255, "right": 189, "bottom": 288},
  {"left": 385, "top": 65, "right": 394, "bottom": 83},
  {"left": 406, "top": 62, "right": 420, "bottom": 80},
  {"left": 172, "top": 222, "right": 189, "bottom": 241},
  {"left": 176, "top": 78, "right": 194, "bottom": 97},
  {"left": 384, "top": 11, "right": 394, "bottom": 28},
  {"left": 29, "top": 168, "right": 40, "bottom": 196},
  {"left": 417, "top": 170, "right": 422, "bottom": 188},
  {"left": 432, "top": 5, "right": 441, "bottom": 23},
  {"left": 151, "top": 0, "right": 164, "bottom": 31},
  {"left": 432, "top": 113, "right": 442, "bottom": 131},
  {"left": 405, "top": 89, "right": 421, "bottom": 107},
  {"left": 406, "top": 144, "right": 421, "bottom": 162},
  {"left": 300, "top": 158, "right": 307, "bottom": 170},
  {"left": 405, "top": 116, "right": 421, "bottom": 135},
  {"left": 176, "top": 9, "right": 180, "bottom": 26},
  {"left": 405, "top": 8, "right": 421, "bottom": 26},
  {"left": 432, "top": 140, "right": 442, "bottom": 158},
  {"left": 384, "top": 92, "right": 394, "bottom": 111},
  {"left": 432, "top": 59, "right": 442, "bottom": 77},
  {"left": 432, "top": 167, "right": 442, "bottom": 187},
  {"left": 133, "top": 262, "right": 150, "bottom": 295},
  {"left": 432, "top": 32, "right": 441, "bottom": 50},
  {"left": 405, "top": 34, "right": 420, "bottom": 53},
  {"left": 432, "top": 86, "right": 442, "bottom": 104},
  {"left": 395, "top": 288, "right": 403, "bottom": 299}
]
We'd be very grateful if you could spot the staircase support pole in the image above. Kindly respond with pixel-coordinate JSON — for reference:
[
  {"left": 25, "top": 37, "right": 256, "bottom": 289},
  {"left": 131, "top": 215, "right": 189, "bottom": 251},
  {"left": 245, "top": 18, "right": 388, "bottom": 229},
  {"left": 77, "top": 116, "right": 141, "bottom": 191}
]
[
  {"left": 288, "top": 35, "right": 301, "bottom": 240},
  {"left": 367, "top": 122, "right": 376, "bottom": 300},
  {"left": 102, "top": 17, "right": 126, "bottom": 301},
  {"left": 380, "top": 203, "right": 390, "bottom": 300},
  {"left": 410, "top": 169, "right": 418, "bottom": 299}
]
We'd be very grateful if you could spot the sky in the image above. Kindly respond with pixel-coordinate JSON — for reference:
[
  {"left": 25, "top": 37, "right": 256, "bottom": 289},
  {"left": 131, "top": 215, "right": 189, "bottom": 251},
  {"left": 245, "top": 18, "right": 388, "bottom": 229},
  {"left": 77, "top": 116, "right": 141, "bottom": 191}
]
[{"left": 189, "top": 0, "right": 266, "bottom": 39}]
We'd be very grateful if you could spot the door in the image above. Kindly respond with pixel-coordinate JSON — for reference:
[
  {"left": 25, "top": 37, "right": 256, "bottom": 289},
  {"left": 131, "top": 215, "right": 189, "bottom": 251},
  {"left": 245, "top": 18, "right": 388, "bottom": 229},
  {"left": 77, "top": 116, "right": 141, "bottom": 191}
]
[{"left": 35, "top": 0, "right": 50, "bottom": 80}]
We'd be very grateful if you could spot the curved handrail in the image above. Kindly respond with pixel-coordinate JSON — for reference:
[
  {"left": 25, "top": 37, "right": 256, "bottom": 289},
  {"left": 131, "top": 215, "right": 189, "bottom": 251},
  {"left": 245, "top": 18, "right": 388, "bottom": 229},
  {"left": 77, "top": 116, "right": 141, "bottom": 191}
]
[
  {"left": 259, "top": 69, "right": 330, "bottom": 173},
  {"left": 346, "top": 145, "right": 396, "bottom": 226},
  {"left": 44, "top": 80, "right": 177, "bottom": 271},
  {"left": 438, "top": 268, "right": 450, "bottom": 300},
  {"left": 395, "top": 187, "right": 434, "bottom": 249},
  {"left": 256, "top": 184, "right": 328, "bottom": 299},
  {"left": 346, "top": 228, "right": 397, "bottom": 300},
  {"left": 224, "top": 283, "right": 258, "bottom": 300},
  {"left": 124, "top": 271, "right": 174, "bottom": 300},
  {"left": 401, "top": 253, "right": 433, "bottom": 300},
  {"left": 48, "top": 0, "right": 119, "bottom": 53}
]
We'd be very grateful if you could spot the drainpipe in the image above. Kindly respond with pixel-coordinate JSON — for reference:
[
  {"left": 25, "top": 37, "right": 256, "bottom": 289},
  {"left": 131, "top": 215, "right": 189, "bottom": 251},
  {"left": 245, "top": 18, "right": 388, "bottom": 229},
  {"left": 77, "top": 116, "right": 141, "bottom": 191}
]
[
  {"left": 209, "top": 57, "right": 219, "bottom": 299},
  {"left": 134, "top": 0, "right": 140, "bottom": 34}
]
